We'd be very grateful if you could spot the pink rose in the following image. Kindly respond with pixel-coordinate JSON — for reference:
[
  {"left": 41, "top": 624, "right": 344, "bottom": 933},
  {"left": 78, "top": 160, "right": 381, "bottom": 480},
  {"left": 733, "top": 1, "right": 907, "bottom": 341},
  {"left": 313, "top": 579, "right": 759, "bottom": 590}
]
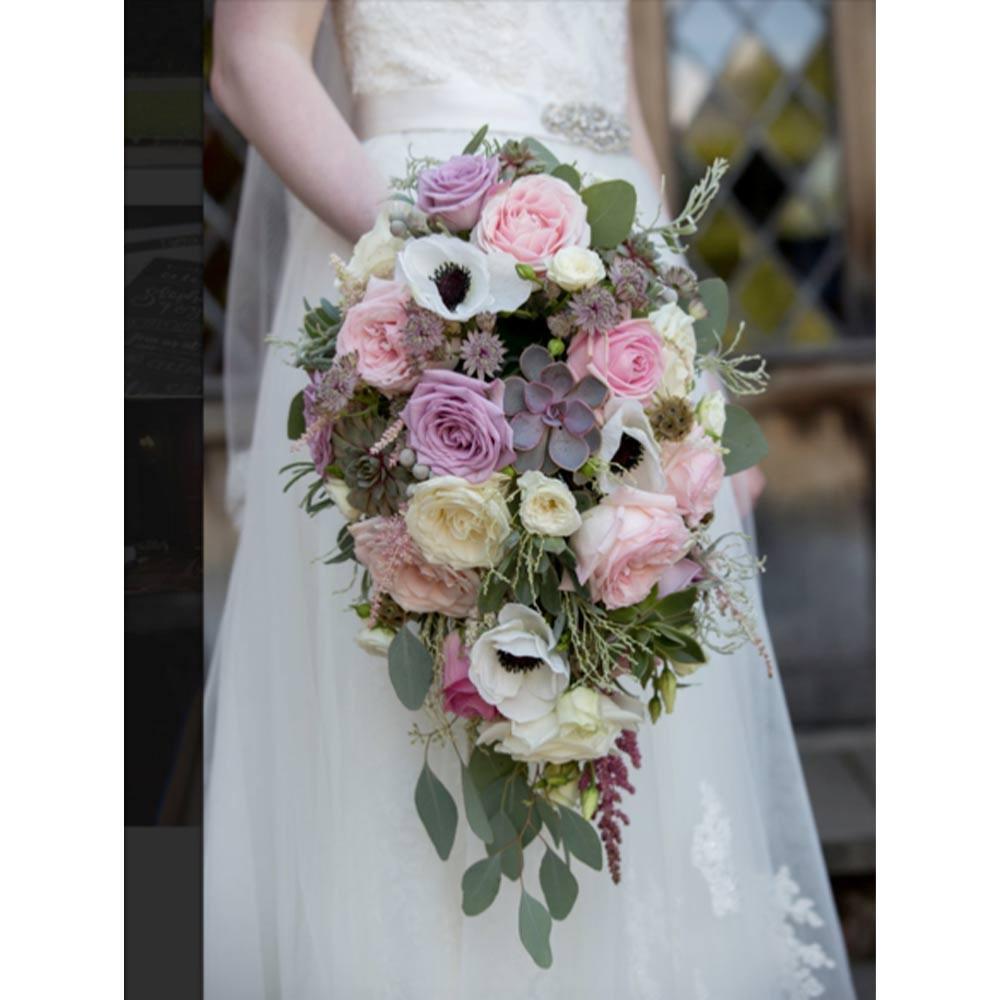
[
  {"left": 402, "top": 369, "right": 515, "bottom": 483},
  {"left": 350, "top": 517, "right": 479, "bottom": 616},
  {"left": 442, "top": 633, "right": 498, "bottom": 720},
  {"left": 335, "top": 278, "right": 417, "bottom": 394},
  {"left": 567, "top": 319, "right": 665, "bottom": 403},
  {"left": 571, "top": 486, "right": 690, "bottom": 610},
  {"left": 659, "top": 558, "right": 701, "bottom": 596},
  {"left": 416, "top": 154, "right": 500, "bottom": 232},
  {"left": 661, "top": 428, "right": 725, "bottom": 524},
  {"left": 473, "top": 174, "right": 590, "bottom": 269}
]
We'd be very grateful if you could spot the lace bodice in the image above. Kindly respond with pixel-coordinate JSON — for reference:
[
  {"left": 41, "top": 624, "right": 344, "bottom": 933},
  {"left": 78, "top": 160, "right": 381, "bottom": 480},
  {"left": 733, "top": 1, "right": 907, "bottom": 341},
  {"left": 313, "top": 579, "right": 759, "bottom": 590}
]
[{"left": 334, "top": 0, "right": 629, "bottom": 116}]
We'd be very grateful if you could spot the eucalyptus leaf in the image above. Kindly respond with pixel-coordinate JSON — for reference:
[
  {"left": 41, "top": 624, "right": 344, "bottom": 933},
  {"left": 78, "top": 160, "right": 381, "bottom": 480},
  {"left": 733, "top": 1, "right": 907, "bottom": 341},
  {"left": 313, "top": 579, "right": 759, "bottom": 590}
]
[
  {"left": 387, "top": 626, "right": 434, "bottom": 710},
  {"left": 287, "top": 390, "right": 306, "bottom": 441},
  {"left": 581, "top": 180, "right": 637, "bottom": 248},
  {"left": 468, "top": 746, "right": 515, "bottom": 792},
  {"left": 551, "top": 163, "right": 581, "bottom": 190},
  {"left": 693, "top": 278, "right": 729, "bottom": 355},
  {"left": 518, "top": 890, "right": 553, "bottom": 969},
  {"left": 721, "top": 404, "right": 768, "bottom": 475},
  {"left": 558, "top": 805, "right": 603, "bottom": 871},
  {"left": 487, "top": 811, "right": 523, "bottom": 880},
  {"left": 414, "top": 763, "right": 458, "bottom": 861},
  {"left": 523, "top": 137, "right": 560, "bottom": 171},
  {"left": 536, "top": 799, "right": 561, "bottom": 846},
  {"left": 462, "top": 123, "right": 489, "bottom": 155},
  {"left": 478, "top": 572, "right": 508, "bottom": 615},
  {"left": 461, "top": 855, "right": 502, "bottom": 916},
  {"left": 539, "top": 563, "right": 563, "bottom": 617},
  {"left": 461, "top": 766, "right": 494, "bottom": 844},
  {"left": 540, "top": 849, "right": 579, "bottom": 921}
]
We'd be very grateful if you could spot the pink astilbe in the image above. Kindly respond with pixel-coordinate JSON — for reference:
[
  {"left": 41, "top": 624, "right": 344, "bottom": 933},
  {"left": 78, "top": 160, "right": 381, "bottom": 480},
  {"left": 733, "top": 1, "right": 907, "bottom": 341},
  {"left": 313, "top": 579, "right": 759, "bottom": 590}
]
[{"left": 580, "top": 731, "right": 642, "bottom": 884}]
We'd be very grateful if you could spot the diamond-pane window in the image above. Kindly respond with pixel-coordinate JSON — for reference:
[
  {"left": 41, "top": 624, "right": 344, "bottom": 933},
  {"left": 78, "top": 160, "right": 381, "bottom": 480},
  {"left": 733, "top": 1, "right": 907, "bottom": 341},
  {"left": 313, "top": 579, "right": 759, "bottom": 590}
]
[{"left": 666, "top": 0, "right": 860, "bottom": 354}]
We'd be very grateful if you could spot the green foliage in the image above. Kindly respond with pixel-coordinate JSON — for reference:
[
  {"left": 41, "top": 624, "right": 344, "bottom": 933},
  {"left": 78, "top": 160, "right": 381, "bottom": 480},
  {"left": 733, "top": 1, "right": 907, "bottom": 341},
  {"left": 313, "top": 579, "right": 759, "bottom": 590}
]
[
  {"left": 557, "top": 805, "right": 603, "bottom": 871},
  {"left": 296, "top": 298, "right": 342, "bottom": 370},
  {"left": 518, "top": 890, "right": 553, "bottom": 969},
  {"left": 539, "top": 849, "right": 578, "bottom": 921},
  {"left": 693, "top": 278, "right": 729, "bottom": 356},
  {"left": 550, "top": 163, "right": 581, "bottom": 191},
  {"left": 522, "top": 137, "right": 560, "bottom": 172},
  {"left": 581, "top": 180, "right": 637, "bottom": 248},
  {"left": 287, "top": 390, "right": 306, "bottom": 441},
  {"left": 461, "top": 765, "right": 494, "bottom": 845},
  {"left": 387, "top": 626, "right": 434, "bottom": 710},
  {"left": 463, "top": 124, "right": 489, "bottom": 155},
  {"left": 461, "top": 855, "right": 502, "bottom": 916},
  {"left": 414, "top": 763, "right": 458, "bottom": 861},
  {"left": 721, "top": 404, "right": 769, "bottom": 475},
  {"left": 487, "top": 811, "right": 523, "bottom": 880}
]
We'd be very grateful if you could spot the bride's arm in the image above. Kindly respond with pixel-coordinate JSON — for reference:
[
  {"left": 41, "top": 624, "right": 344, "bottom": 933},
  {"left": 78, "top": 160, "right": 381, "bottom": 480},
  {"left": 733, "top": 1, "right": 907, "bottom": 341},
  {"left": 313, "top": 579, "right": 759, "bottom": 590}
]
[{"left": 210, "top": 0, "right": 384, "bottom": 242}]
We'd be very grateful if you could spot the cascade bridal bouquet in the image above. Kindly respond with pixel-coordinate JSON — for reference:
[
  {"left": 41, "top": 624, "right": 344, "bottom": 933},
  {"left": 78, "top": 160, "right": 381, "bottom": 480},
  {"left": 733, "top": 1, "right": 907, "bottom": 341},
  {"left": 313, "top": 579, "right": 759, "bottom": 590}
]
[{"left": 280, "top": 126, "right": 771, "bottom": 967}]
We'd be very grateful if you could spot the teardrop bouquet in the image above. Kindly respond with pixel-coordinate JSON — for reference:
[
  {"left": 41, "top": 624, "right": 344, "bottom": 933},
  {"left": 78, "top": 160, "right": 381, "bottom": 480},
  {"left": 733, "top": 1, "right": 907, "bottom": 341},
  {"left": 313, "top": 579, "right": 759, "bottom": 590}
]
[{"left": 281, "top": 126, "right": 771, "bottom": 967}]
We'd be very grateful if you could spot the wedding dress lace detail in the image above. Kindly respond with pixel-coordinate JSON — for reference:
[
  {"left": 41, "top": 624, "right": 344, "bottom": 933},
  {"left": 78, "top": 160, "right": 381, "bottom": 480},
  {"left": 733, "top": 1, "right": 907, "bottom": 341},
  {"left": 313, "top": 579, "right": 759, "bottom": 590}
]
[
  {"left": 335, "top": 0, "right": 629, "bottom": 114},
  {"left": 691, "top": 781, "right": 740, "bottom": 917},
  {"left": 773, "top": 866, "right": 837, "bottom": 999}
]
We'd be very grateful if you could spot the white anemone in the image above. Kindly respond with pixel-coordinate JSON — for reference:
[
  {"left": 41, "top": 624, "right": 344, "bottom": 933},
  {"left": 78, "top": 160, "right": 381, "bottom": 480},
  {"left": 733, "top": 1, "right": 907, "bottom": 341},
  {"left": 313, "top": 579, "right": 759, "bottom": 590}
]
[
  {"left": 596, "top": 397, "right": 666, "bottom": 494},
  {"left": 395, "top": 234, "right": 532, "bottom": 321},
  {"left": 469, "top": 604, "right": 570, "bottom": 722}
]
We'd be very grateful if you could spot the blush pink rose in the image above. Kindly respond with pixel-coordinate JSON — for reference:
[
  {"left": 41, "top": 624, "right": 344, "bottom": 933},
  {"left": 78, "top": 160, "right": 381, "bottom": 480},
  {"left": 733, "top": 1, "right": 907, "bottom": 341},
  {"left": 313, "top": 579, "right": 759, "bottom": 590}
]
[
  {"left": 335, "top": 278, "right": 417, "bottom": 394},
  {"left": 442, "top": 632, "right": 498, "bottom": 720},
  {"left": 473, "top": 174, "right": 590, "bottom": 269},
  {"left": 567, "top": 319, "right": 665, "bottom": 403},
  {"left": 571, "top": 486, "right": 690, "bottom": 610},
  {"left": 659, "top": 558, "right": 702, "bottom": 596},
  {"left": 350, "top": 517, "right": 479, "bottom": 616},
  {"left": 660, "top": 428, "right": 726, "bottom": 525}
]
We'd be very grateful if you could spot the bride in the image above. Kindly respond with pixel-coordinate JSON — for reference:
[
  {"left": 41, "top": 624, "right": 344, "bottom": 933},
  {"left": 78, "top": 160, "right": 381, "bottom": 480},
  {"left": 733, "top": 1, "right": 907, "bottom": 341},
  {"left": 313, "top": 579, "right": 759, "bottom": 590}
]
[{"left": 205, "top": 2, "right": 855, "bottom": 997}]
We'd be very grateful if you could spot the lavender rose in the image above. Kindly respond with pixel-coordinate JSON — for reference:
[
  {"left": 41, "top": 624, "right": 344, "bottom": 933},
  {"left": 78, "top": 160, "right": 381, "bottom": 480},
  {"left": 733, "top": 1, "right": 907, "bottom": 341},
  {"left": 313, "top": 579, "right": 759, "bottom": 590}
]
[
  {"left": 416, "top": 154, "right": 500, "bottom": 232},
  {"left": 402, "top": 369, "right": 515, "bottom": 483}
]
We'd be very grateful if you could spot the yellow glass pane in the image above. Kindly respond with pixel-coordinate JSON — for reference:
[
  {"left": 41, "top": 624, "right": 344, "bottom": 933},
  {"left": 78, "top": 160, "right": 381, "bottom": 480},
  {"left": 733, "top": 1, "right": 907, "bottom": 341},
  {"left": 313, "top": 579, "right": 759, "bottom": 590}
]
[
  {"left": 694, "top": 208, "right": 746, "bottom": 281},
  {"left": 767, "top": 98, "right": 825, "bottom": 167},
  {"left": 738, "top": 259, "right": 797, "bottom": 334},
  {"left": 804, "top": 41, "right": 835, "bottom": 102},
  {"left": 720, "top": 36, "right": 782, "bottom": 118},
  {"left": 775, "top": 196, "right": 826, "bottom": 241},
  {"left": 790, "top": 308, "right": 836, "bottom": 347},
  {"left": 685, "top": 102, "right": 745, "bottom": 166}
]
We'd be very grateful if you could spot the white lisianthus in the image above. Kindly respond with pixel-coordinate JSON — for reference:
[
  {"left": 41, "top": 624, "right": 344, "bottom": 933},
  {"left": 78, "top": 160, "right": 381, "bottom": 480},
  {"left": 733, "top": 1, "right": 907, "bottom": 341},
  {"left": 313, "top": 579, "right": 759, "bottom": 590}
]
[
  {"left": 395, "top": 234, "right": 532, "bottom": 321},
  {"left": 469, "top": 604, "right": 570, "bottom": 722},
  {"left": 517, "top": 471, "right": 581, "bottom": 537},
  {"left": 355, "top": 625, "right": 395, "bottom": 657},
  {"left": 548, "top": 779, "right": 579, "bottom": 808},
  {"left": 696, "top": 391, "right": 727, "bottom": 439},
  {"left": 648, "top": 302, "right": 697, "bottom": 399},
  {"left": 596, "top": 398, "right": 666, "bottom": 494},
  {"left": 324, "top": 476, "right": 362, "bottom": 522},
  {"left": 478, "top": 686, "right": 645, "bottom": 763},
  {"left": 548, "top": 246, "right": 606, "bottom": 292},
  {"left": 405, "top": 474, "right": 512, "bottom": 569},
  {"left": 345, "top": 207, "right": 406, "bottom": 283}
]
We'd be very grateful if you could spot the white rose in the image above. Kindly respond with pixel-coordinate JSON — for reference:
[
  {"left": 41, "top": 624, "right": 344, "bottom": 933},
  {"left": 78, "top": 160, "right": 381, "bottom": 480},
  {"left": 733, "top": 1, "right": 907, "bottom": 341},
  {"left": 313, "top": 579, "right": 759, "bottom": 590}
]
[
  {"left": 648, "top": 302, "right": 697, "bottom": 399},
  {"left": 324, "top": 476, "right": 362, "bottom": 522},
  {"left": 517, "top": 471, "right": 581, "bottom": 536},
  {"left": 469, "top": 604, "right": 570, "bottom": 722},
  {"left": 596, "top": 398, "right": 665, "bottom": 494},
  {"left": 696, "top": 391, "right": 727, "bottom": 439},
  {"left": 548, "top": 247, "right": 606, "bottom": 292},
  {"left": 355, "top": 625, "right": 395, "bottom": 657},
  {"left": 346, "top": 208, "right": 406, "bottom": 283},
  {"left": 405, "top": 474, "right": 512, "bottom": 569},
  {"left": 478, "top": 687, "right": 645, "bottom": 764}
]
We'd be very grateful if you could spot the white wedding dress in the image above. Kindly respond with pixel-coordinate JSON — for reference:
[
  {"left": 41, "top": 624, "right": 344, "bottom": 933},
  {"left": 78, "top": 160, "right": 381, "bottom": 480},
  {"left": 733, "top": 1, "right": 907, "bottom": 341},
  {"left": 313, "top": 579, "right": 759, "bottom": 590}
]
[{"left": 204, "top": 3, "right": 856, "bottom": 998}]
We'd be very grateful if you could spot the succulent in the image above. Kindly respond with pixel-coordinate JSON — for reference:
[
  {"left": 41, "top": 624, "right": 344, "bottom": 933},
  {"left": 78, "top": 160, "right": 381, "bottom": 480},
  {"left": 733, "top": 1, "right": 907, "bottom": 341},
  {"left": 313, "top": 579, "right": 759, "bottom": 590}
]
[
  {"left": 332, "top": 413, "right": 411, "bottom": 516},
  {"left": 503, "top": 344, "right": 608, "bottom": 473}
]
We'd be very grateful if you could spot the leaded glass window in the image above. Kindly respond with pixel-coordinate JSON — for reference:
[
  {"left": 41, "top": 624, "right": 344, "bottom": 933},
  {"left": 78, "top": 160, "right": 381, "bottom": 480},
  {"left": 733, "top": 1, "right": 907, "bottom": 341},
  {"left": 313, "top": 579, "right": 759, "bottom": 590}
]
[{"left": 667, "top": 0, "right": 869, "bottom": 356}]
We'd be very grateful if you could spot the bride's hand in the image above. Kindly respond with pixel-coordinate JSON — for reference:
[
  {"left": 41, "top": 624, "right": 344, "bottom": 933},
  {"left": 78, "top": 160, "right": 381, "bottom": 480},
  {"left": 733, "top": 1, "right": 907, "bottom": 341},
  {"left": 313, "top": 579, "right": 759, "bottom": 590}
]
[{"left": 211, "top": 0, "right": 385, "bottom": 242}]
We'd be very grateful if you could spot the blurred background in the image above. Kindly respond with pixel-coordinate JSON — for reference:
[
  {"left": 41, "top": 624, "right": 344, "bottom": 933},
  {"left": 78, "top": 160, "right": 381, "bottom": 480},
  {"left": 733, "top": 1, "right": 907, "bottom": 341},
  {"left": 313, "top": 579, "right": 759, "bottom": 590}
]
[{"left": 200, "top": 0, "right": 875, "bottom": 991}]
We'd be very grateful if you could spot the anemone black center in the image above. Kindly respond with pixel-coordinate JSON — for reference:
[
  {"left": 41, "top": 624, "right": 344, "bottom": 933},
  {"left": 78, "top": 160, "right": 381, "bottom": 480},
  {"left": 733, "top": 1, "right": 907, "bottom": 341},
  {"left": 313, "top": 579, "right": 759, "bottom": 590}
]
[
  {"left": 611, "top": 433, "right": 644, "bottom": 471},
  {"left": 432, "top": 262, "right": 472, "bottom": 311},
  {"left": 497, "top": 649, "right": 543, "bottom": 673}
]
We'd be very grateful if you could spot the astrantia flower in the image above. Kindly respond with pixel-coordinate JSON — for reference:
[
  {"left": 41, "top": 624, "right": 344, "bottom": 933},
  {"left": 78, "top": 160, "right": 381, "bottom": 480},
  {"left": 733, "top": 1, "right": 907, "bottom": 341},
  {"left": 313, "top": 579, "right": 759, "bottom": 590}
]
[
  {"left": 568, "top": 286, "right": 621, "bottom": 337},
  {"left": 402, "top": 306, "right": 446, "bottom": 358},
  {"left": 459, "top": 328, "right": 507, "bottom": 380},
  {"left": 469, "top": 604, "right": 570, "bottom": 722},
  {"left": 609, "top": 257, "right": 650, "bottom": 310},
  {"left": 395, "top": 234, "right": 532, "bottom": 321}
]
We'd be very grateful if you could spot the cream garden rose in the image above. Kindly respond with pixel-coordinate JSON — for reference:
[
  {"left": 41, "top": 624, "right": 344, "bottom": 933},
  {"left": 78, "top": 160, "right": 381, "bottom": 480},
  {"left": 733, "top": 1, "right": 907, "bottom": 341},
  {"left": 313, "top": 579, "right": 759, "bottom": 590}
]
[
  {"left": 648, "top": 302, "right": 697, "bottom": 399},
  {"left": 478, "top": 686, "right": 645, "bottom": 764},
  {"left": 548, "top": 246, "right": 606, "bottom": 292},
  {"left": 345, "top": 207, "right": 406, "bottom": 283},
  {"left": 405, "top": 474, "right": 511, "bottom": 569},
  {"left": 517, "top": 471, "right": 581, "bottom": 536},
  {"left": 696, "top": 390, "right": 727, "bottom": 439},
  {"left": 323, "top": 476, "right": 362, "bottom": 522},
  {"left": 354, "top": 626, "right": 395, "bottom": 657}
]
